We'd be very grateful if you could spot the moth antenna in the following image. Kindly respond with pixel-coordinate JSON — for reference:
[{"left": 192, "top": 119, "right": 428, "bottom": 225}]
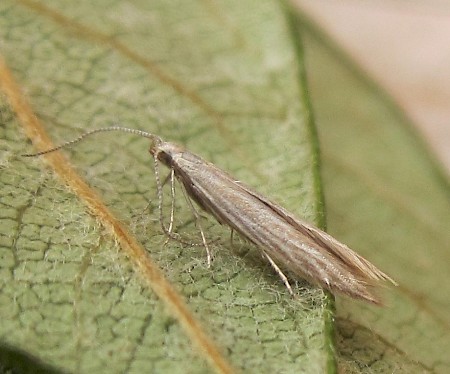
[{"left": 22, "top": 126, "right": 160, "bottom": 157}]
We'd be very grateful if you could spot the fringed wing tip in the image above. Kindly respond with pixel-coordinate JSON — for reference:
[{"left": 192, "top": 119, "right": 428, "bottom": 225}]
[
  {"left": 350, "top": 275, "right": 398, "bottom": 306},
  {"left": 357, "top": 259, "right": 398, "bottom": 286}
]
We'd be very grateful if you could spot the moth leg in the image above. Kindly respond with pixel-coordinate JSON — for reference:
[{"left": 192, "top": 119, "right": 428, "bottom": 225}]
[
  {"left": 153, "top": 154, "right": 191, "bottom": 245},
  {"left": 162, "top": 169, "right": 176, "bottom": 247},
  {"left": 167, "top": 169, "right": 176, "bottom": 234},
  {"left": 230, "top": 229, "right": 235, "bottom": 248},
  {"left": 160, "top": 169, "right": 173, "bottom": 188},
  {"left": 180, "top": 186, "right": 212, "bottom": 267},
  {"left": 153, "top": 153, "right": 211, "bottom": 251},
  {"left": 263, "top": 252, "right": 294, "bottom": 296}
]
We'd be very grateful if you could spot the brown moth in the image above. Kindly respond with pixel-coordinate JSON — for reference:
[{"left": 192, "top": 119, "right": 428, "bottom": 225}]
[{"left": 24, "top": 127, "right": 397, "bottom": 304}]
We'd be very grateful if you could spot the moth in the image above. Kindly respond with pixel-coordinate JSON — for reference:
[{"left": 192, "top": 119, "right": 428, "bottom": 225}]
[{"left": 24, "top": 127, "right": 396, "bottom": 304}]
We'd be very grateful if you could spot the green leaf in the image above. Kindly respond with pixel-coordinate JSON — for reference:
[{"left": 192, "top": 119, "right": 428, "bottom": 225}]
[
  {"left": 295, "top": 10, "right": 450, "bottom": 374},
  {"left": 0, "top": 1, "right": 334, "bottom": 373}
]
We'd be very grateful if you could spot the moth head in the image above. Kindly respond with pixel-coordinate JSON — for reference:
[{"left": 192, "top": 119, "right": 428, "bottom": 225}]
[{"left": 150, "top": 139, "right": 185, "bottom": 167}]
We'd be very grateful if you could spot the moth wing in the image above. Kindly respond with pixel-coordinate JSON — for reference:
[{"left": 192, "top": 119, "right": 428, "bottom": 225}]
[{"left": 234, "top": 181, "right": 396, "bottom": 285}]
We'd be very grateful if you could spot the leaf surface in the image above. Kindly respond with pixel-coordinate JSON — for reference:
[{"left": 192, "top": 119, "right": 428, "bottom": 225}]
[{"left": 0, "top": 1, "right": 333, "bottom": 373}]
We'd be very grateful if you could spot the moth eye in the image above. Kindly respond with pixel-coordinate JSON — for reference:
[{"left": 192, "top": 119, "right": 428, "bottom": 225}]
[{"left": 157, "top": 151, "right": 173, "bottom": 166}]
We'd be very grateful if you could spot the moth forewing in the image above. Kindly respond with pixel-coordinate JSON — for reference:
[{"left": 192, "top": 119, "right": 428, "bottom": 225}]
[
  {"left": 153, "top": 143, "right": 394, "bottom": 305},
  {"left": 236, "top": 183, "right": 397, "bottom": 284}
]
